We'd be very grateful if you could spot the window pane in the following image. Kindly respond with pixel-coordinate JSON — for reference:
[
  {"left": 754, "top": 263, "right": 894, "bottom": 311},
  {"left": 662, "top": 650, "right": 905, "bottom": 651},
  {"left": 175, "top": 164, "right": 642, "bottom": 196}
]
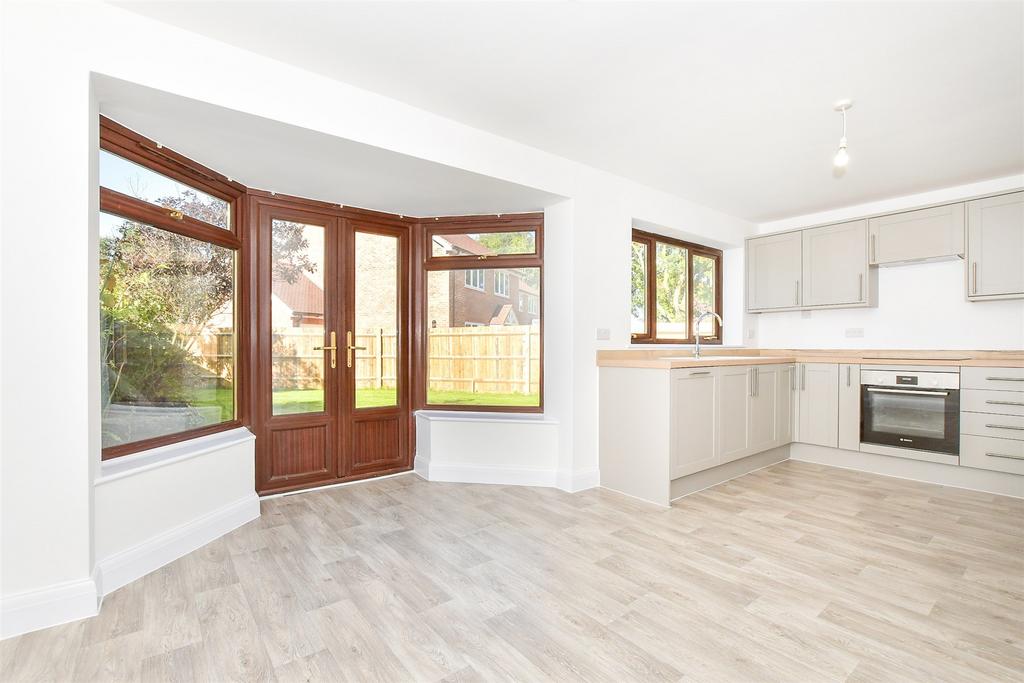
[
  {"left": 100, "top": 212, "right": 234, "bottom": 449},
  {"left": 655, "top": 242, "right": 688, "bottom": 339},
  {"left": 431, "top": 230, "right": 536, "bottom": 257},
  {"left": 354, "top": 232, "right": 399, "bottom": 409},
  {"left": 271, "top": 219, "right": 325, "bottom": 415},
  {"left": 693, "top": 254, "right": 718, "bottom": 337},
  {"left": 631, "top": 241, "right": 648, "bottom": 334},
  {"left": 427, "top": 268, "right": 540, "bottom": 407},
  {"left": 100, "top": 149, "right": 230, "bottom": 229}
]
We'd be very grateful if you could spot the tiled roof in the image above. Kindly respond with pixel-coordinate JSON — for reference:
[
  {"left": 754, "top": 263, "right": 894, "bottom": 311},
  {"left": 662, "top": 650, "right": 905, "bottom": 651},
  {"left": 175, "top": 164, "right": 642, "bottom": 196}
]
[{"left": 273, "top": 274, "right": 324, "bottom": 315}]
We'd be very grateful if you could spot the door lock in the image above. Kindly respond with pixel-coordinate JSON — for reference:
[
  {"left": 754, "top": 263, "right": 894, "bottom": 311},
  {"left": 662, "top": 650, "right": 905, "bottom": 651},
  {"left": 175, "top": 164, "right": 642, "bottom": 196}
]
[
  {"left": 346, "top": 331, "right": 367, "bottom": 369},
  {"left": 313, "top": 331, "right": 338, "bottom": 369}
]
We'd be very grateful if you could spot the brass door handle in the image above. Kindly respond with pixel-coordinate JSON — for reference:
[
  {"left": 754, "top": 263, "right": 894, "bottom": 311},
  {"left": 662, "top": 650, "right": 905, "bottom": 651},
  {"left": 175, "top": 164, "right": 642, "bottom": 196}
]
[
  {"left": 313, "top": 331, "right": 338, "bottom": 369},
  {"left": 346, "top": 332, "right": 367, "bottom": 368}
]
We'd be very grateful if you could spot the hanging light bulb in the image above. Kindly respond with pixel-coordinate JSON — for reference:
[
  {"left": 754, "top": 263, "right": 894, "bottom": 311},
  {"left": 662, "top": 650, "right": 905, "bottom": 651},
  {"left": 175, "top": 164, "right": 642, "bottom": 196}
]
[{"left": 833, "top": 100, "right": 853, "bottom": 168}]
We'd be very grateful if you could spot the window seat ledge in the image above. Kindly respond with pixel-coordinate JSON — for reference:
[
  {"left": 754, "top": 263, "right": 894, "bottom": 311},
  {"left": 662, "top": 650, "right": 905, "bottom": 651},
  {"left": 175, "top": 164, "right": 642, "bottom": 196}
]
[
  {"left": 96, "top": 427, "right": 255, "bottom": 486},
  {"left": 415, "top": 410, "right": 558, "bottom": 426}
]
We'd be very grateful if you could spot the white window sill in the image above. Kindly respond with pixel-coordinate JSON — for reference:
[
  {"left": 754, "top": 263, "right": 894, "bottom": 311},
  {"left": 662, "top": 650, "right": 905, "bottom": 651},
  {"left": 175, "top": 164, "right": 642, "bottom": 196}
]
[
  {"left": 415, "top": 410, "right": 558, "bottom": 425},
  {"left": 96, "top": 427, "right": 255, "bottom": 486}
]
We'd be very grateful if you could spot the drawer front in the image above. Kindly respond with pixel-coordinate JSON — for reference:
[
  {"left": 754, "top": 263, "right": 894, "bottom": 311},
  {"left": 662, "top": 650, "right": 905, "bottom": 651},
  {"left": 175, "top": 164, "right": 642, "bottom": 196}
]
[
  {"left": 961, "top": 366, "right": 1024, "bottom": 391},
  {"left": 961, "top": 435, "right": 1024, "bottom": 475},
  {"left": 961, "top": 389, "right": 1024, "bottom": 417},
  {"left": 961, "top": 411, "right": 1024, "bottom": 441}
]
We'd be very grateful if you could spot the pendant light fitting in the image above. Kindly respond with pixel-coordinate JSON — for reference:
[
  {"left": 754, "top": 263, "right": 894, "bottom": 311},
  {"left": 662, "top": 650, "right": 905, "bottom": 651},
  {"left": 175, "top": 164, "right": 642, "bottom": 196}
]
[{"left": 833, "top": 99, "right": 853, "bottom": 168}]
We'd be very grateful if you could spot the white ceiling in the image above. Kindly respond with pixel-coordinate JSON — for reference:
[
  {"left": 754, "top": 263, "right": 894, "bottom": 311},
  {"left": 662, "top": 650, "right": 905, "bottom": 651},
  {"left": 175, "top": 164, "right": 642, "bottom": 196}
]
[
  {"left": 95, "top": 76, "right": 563, "bottom": 217},
  {"left": 115, "top": 1, "right": 1024, "bottom": 222}
]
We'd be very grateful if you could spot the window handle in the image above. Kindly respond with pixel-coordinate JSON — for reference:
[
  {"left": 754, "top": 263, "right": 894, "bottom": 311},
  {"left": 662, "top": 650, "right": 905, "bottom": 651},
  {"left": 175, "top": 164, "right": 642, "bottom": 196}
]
[{"left": 314, "top": 331, "right": 338, "bottom": 369}]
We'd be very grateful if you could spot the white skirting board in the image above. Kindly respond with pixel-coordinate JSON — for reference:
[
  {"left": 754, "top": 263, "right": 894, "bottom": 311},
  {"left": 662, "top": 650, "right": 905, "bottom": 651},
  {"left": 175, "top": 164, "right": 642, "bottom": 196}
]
[
  {"left": 791, "top": 443, "right": 1024, "bottom": 498},
  {"left": 0, "top": 576, "right": 99, "bottom": 640},
  {"left": 414, "top": 454, "right": 598, "bottom": 493},
  {"left": 95, "top": 493, "right": 260, "bottom": 597}
]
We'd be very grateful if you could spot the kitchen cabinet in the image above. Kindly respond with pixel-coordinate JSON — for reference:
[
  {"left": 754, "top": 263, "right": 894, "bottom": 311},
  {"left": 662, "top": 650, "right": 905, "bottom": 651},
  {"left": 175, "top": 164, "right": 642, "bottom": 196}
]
[
  {"left": 748, "top": 365, "right": 780, "bottom": 456},
  {"left": 838, "top": 363, "right": 861, "bottom": 451},
  {"left": 802, "top": 220, "right": 869, "bottom": 307},
  {"left": 670, "top": 370, "right": 718, "bottom": 478},
  {"left": 747, "top": 231, "right": 802, "bottom": 311},
  {"left": 868, "top": 203, "right": 964, "bottom": 265},
  {"left": 599, "top": 362, "right": 794, "bottom": 507},
  {"left": 796, "top": 363, "right": 839, "bottom": 448},
  {"left": 776, "top": 364, "right": 795, "bottom": 446},
  {"left": 960, "top": 366, "right": 1024, "bottom": 475},
  {"left": 718, "top": 365, "right": 751, "bottom": 463},
  {"left": 966, "top": 192, "right": 1024, "bottom": 300}
]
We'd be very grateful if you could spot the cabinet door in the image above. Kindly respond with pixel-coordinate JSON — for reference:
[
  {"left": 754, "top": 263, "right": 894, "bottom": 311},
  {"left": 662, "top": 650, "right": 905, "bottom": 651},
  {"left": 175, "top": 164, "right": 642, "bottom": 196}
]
[
  {"left": 718, "top": 365, "right": 751, "bottom": 463},
  {"left": 670, "top": 370, "right": 719, "bottom": 479},
  {"left": 868, "top": 203, "right": 964, "bottom": 265},
  {"left": 796, "top": 363, "right": 839, "bottom": 447},
  {"left": 747, "top": 232, "right": 802, "bottom": 311},
  {"left": 802, "top": 220, "right": 868, "bottom": 307},
  {"left": 776, "top": 364, "right": 795, "bottom": 446},
  {"left": 748, "top": 365, "right": 779, "bottom": 455},
  {"left": 838, "top": 363, "right": 861, "bottom": 451},
  {"left": 967, "top": 192, "right": 1024, "bottom": 299}
]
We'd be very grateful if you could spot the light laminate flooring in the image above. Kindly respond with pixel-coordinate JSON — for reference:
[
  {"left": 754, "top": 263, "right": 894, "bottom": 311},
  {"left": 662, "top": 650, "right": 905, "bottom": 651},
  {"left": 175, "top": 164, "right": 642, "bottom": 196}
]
[{"left": 2, "top": 460, "right": 1023, "bottom": 682}]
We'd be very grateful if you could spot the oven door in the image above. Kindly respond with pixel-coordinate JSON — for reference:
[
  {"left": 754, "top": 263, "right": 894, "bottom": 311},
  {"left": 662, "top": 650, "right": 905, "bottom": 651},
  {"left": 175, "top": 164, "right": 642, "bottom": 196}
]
[{"left": 861, "top": 386, "right": 960, "bottom": 455}]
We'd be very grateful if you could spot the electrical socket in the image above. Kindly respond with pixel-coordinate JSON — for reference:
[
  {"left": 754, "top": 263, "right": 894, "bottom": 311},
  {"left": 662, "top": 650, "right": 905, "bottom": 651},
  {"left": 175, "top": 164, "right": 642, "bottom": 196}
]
[
  {"left": 845, "top": 327, "right": 865, "bottom": 338},
  {"left": 595, "top": 327, "right": 611, "bottom": 341}
]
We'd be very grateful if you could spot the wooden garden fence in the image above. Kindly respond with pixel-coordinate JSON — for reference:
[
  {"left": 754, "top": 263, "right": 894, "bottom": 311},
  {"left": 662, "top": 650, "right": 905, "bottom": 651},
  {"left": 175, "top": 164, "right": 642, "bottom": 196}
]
[{"left": 194, "top": 324, "right": 540, "bottom": 395}]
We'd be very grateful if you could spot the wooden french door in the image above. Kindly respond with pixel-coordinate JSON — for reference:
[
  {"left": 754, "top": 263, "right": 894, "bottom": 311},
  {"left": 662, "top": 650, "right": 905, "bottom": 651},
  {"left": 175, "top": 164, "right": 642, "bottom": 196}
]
[{"left": 252, "top": 196, "right": 410, "bottom": 495}]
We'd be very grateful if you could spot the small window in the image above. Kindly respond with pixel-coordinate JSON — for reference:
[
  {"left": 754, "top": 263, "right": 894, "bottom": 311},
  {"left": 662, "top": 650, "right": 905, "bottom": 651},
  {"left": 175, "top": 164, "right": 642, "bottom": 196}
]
[
  {"left": 100, "top": 149, "right": 231, "bottom": 230},
  {"left": 431, "top": 230, "right": 536, "bottom": 258},
  {"left": 464, "top": 269, "right": 486, "bottom": 291},
  {"left": 495, "top": 271, "right": 510, "bottom": 297},
  {"left": 631, "top": 229, "right": 722, "bottom": 344}
]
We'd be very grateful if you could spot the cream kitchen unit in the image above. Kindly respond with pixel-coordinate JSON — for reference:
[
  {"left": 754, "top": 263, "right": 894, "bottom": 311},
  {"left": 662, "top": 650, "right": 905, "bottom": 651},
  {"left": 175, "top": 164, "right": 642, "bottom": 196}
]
[
  {"left": 599, "top": 360, "right": 795, "bottom": 507},
  {"left": 598, "top": 352, "right": 1024, "bottom": 506}
]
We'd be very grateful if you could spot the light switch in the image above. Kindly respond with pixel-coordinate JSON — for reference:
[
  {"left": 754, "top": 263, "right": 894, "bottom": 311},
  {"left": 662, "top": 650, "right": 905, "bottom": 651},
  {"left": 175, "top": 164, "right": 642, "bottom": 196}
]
[{"left": 595, "top": 327, "right": 611, "bottom": 341}]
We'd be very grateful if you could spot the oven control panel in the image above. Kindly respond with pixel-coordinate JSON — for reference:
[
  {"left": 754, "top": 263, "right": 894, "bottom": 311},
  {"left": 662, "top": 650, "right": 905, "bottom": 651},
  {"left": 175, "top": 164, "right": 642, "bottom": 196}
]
[{"left": 861, "top": 369, "right": 960, "bottom": 390}]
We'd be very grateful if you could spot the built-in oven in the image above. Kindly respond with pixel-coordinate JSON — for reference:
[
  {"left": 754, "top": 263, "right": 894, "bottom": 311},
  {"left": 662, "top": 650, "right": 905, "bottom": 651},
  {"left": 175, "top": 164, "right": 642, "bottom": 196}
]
[{"left": 861, "top": 369, "right": 960, "bottom": 456}]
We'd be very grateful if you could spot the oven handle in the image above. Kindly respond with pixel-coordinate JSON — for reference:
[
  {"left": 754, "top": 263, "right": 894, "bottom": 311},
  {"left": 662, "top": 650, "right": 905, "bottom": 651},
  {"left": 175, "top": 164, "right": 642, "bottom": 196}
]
[{"left": 865, "top": 387, "right": 949, "bottom": 397}]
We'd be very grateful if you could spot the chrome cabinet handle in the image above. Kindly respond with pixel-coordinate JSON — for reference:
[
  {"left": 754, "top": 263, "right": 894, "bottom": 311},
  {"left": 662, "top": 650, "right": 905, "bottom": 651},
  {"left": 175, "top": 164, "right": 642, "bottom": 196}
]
[
  {"left": 846, "top": 365, "right": 851, "bottom": 387},
  {"left": 870, "top": 233, "right": 876, "bottom": 262},
  {"left": 795, "top": 280, "right": 800, "bottom": 306},
  {"left": 689, "top": 370, "right": 711, "bottom": 376},
  {"left": 972, "top": 262, "right": 978, "bottom": 295},
  {"left": 866, "top": 387, "right": 949, "bottom": 397},
  {"left": 985, "top": 377, "right": 1024, "bottom": 382},
  {"left": 984, "top": 424, "right": 1024, "bottom": 431},
  {"left": 755, "top": 367, "right": 759, "bottom": 397},
  {"left": 986, "top": 452, "right": 1024, "bottom": 461},
  {"left": 858, "top": 273, "right": 863, "bottom": 302},
  {"left": 986, "top": 400, "right": 1024, "bottom": 407},
  {"left": 800, "top": 364, "right": 806, "bottom": 391}
]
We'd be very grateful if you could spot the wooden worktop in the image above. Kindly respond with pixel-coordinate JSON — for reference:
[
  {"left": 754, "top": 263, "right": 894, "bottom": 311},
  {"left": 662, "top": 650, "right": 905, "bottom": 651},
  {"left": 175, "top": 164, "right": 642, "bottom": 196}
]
[{"left": 596, "top": 348, "right": 1024, "bottom": 369}]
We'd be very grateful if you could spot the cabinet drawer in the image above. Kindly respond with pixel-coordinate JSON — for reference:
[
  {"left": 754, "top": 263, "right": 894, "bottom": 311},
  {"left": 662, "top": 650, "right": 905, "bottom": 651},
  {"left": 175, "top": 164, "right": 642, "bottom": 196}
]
[
  {"left": 961, "top": 367, "right": 1024, "bottom": 391},
  {"left": 962, "top": 389, "right": 1024, "bottom": 417},
  {"left": 960, "top": 412, "right": 1024, "bottom": 441},
  {"left": 960, "top": 435, "right": 1024, "bottom": 475}
]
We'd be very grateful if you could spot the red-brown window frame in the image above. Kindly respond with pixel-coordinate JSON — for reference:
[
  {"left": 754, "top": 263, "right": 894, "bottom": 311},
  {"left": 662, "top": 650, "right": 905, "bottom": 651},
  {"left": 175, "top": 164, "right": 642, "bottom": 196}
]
[
  {"left": 631, "top": 228, "right": 724, "bottom": 345},
  {"left": 417, "top": 215, "right": 544, "bottom": 413},
  {"left": 99, "top": 116, "right": 248, "bottom": 460}
]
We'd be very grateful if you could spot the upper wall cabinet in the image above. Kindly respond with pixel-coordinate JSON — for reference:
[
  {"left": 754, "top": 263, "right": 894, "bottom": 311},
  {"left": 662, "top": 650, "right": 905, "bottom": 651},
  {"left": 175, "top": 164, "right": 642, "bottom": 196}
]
[
  {"left": 746, "top": 231, "right": 802, "bottom": 311},
  {"left": 868, "top": 203, "right": 965, "bottom": 266},
  {"left": 966, "top": 191, "right": 1024, "bottom": 301},
  {"left": 801, "top": 220, "right": 869, "bottom": 307}
]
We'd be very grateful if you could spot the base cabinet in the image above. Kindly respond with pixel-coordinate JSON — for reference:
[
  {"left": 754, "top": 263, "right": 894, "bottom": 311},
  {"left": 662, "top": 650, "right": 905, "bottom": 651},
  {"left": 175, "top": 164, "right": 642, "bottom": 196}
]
[
  {"left": 838, "top": 363, "right": 861, "bottom": 451},
  {"left": 718, "top": 366, "right": 752, "bottom": 463},
  {"left": 796, "top": 363, "right": 840, "bottom": 448},
  {"left": 670, "top": 371, "right": 718, "bottom": 478}
]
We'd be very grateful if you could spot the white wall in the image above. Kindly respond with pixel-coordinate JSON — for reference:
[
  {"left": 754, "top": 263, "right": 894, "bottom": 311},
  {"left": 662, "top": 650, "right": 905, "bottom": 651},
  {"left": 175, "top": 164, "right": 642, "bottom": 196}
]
[
  {"left": 0, "top": 0, "right": 754, "bottom": 633},
  {"left": 754, "top": 177, "right": 1024, "bottom": 350}
]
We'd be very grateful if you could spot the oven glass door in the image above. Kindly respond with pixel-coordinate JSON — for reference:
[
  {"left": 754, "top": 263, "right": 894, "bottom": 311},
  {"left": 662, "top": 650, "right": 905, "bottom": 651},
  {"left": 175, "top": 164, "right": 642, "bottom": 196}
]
[{"left": 861, "top": 386, "right": 959, "bottom": 454}]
